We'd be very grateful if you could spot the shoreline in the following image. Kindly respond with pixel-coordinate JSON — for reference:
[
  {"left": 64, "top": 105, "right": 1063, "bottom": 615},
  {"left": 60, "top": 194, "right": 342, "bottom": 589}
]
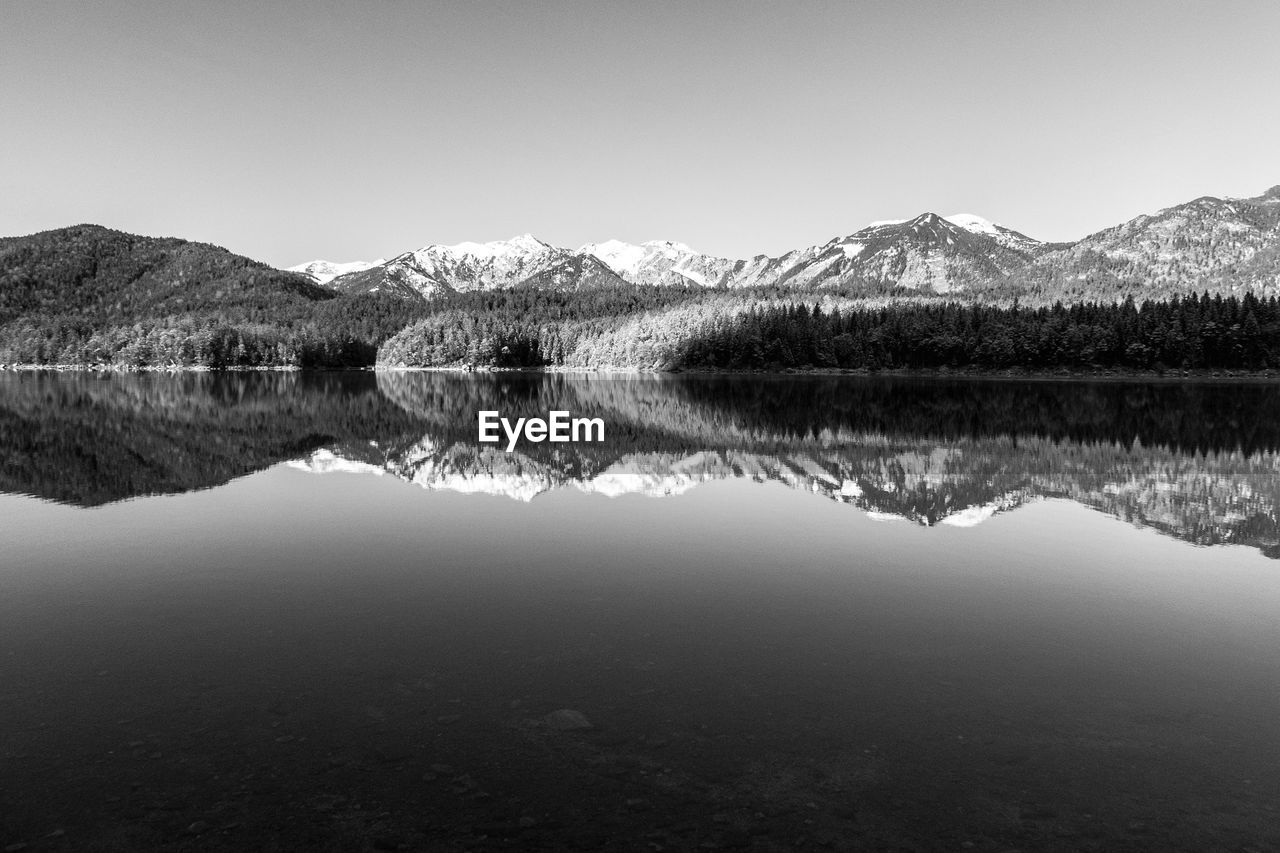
[{"left": 3, "top": 362, "right": 1279, "bottom": 383}]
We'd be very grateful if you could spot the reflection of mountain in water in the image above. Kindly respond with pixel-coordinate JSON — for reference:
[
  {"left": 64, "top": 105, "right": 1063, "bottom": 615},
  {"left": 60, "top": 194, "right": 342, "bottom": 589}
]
[{"left": 4, "top": 371, "right": 1280, "bottom": 557}]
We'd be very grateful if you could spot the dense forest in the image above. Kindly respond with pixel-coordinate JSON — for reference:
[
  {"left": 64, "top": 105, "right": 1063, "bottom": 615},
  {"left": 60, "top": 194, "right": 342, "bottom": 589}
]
[
  {"left": 382, "top": 292, "right": 1280, "bottom": 373},
  {"left": 5, "top": 225, "right": 1280, "bottom": 372}
]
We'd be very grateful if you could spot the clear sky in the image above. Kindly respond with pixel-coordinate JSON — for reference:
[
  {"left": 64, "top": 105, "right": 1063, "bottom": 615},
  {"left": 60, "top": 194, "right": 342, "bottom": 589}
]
[{"left": 3, "top": 0, "right": 1278, "bottom": 267}]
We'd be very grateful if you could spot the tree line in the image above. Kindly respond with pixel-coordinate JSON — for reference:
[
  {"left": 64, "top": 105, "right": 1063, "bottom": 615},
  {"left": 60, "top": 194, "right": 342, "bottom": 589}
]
[
  {"left": 382, "top": 292, "right": 1280, "bottom": 373},
  {"left": 677, "top": 293, "right": 1279, "bottom": 371}
]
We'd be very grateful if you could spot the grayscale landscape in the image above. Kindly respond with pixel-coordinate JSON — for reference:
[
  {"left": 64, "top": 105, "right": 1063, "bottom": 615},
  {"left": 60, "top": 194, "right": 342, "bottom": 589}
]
[{"left": 4, "top": 2, "right": 1280, "bottom": 851}]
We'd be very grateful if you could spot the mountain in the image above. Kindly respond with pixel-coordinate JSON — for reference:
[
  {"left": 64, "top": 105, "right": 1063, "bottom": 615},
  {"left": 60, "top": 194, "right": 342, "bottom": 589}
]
[
  {"left": 7, "top": 183, "right": 1280, "bottom": 368},
  {"left": 1000, "top": 185, "right": 1280, "bottom": 302},
  {"left": 0, "top": 224, "right": 332, "bottom": 326},
  {"left": 579, "top": 240, "right": 737, "bottom": 288},
  {"left": 515, "top": 252, "right": 635, "bottom": 292},
  {"left": 288, "top": 258, "right": 385, "bottom": 285},
  {"left": 329, "top": 215, "right": 1050, "bottom": 296},
  {"left": 726, "top": 213, "right": 1051, "bottom": 294},
  {"left": 325, "top": 235, "right": 574, "bottom": 298},
  {"left": 0, "top": 225, "right": 438, "bottom": 368},
  {"left": 310, "top": 185, "right": 1280, "bottom": 300}
]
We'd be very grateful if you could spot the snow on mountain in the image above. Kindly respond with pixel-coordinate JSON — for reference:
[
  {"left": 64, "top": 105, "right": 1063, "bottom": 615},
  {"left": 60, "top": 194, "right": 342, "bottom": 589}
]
[
  {"left": 287, "top": 258, "right": 385, "bottom": 285},
  {"left": 396, "top": 234, "right": 563, "bottom": 292},
  {"left": 517, "top": 253, "right": 634, "bottom": 292},
  {"left": 305, "top": 184, "right": 1280, "bottom": 300},
  {"left": 942, "top": 214, "right": 992, "bottom": 232},
  {"left": 308, "top": 212, "right": 1047, "bottom": 297},
  {"left": 325, "top": 235, "right": 576, "bottom": 297},
  {"left": 442, "top": 234, "right": 550, "bottom": 260},
  {"left": 578, "top": 239, "right": 651, "bottom": 277},
  {"left": 579, "top": 239, "right": 736, "bottom": 288},
  {"left": 721, "top": 212, "right": 1047, "bottom": 294},
  {"left": 943, "top": 213, "right": 999, "bottom": 235}
]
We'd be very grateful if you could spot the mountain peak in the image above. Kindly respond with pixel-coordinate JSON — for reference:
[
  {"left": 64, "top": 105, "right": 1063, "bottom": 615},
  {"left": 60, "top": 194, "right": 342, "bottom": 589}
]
[
  {"left": 859, "top": 213, "right": 948, "bottom": 232},
  {"left": 295, "top": 181, "right": 1275, "bottom": 300},
  {"left": 442, "top": 234, "right": 549, "bottom": 257},
  {"left": 641, "top": 239, "right": 694, "bottom": 249},
  {"left": 581, "top": 238, "right": 631, "bottom": 253},
  {"left": 575, "top": 238, "right": 724, "bottom": 286},
  {"left": 508, "top": 233, "right": 545, "bottom": 247},
  {"left": 943, "top": 213, "right": 1000, "bottom": 235},
  {"left": 288, "top": 258, "right": 386, "bottom": 285},
  {"left": 862, "top": 212, "right": 1012, "bottom": 239}
]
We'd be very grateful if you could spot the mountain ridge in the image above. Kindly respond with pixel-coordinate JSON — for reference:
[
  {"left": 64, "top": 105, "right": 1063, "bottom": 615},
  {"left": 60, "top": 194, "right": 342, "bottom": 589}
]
[{"left": 297, "top": 184, "right": 1280, "bottom": 300}]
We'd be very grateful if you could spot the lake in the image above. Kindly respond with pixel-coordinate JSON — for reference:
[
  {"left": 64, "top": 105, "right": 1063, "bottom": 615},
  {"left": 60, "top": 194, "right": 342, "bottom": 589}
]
[{"left": 2, "top": 370, "right": 1279, "bottom": 852}]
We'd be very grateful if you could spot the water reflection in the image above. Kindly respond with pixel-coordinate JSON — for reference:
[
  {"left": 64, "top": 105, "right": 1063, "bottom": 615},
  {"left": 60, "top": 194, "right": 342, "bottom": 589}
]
[
  {"left": 4, "top": 370, "right": 1280, "bottom": 852},
  {"left": 3, "top": 370, "right": 1280, "bottom": 555}
]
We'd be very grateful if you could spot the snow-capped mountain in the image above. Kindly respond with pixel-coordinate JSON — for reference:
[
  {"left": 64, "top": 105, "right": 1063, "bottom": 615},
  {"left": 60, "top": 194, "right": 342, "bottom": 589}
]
[
  {"left": 569, "top": 215, "right": 1045, "bottom": 293},
  {"left": 515, "top": 252, "right": 633, "bottom": 292},
  {"left": 287, "top": 258, "right": 385, "bottom": 285},
  {"left": 319, "top": 216, "right": 1048, "bottom": 296},
  {"left": 302, "top": 209, "right": 1051, "bottom": 296},
  {"left": 724, "top": 212, "right": 1049, "bottom": 293},
  {"left": 578, "top": 239, "right": 737, "bottom": 288},
  {"left": 297, "top": 184, "right": 1280, "bottom": 300},
  {"left": 321, "top": 235, "right": 577, "bottom": 298}
]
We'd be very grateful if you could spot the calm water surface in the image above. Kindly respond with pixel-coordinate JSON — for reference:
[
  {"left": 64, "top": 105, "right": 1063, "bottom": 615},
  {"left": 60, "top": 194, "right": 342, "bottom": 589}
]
[{"left": 1, "top": 371, "right": 1279, "bottom": 852}]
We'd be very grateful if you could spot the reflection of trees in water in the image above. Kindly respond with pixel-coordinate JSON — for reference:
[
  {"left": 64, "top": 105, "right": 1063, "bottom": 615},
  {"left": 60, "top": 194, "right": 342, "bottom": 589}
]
[
  {"left": 375, "top": 372, "right": 1280, "bottom": 455},
  {"left": 0, "top": 371, "right": 423, "bottom": 506},
  {"left": 4, "top": 371, "right": 1280, "bottom": 556},
  {"left": 659, "top": 375, "right": 1280, "bottom": 456}
]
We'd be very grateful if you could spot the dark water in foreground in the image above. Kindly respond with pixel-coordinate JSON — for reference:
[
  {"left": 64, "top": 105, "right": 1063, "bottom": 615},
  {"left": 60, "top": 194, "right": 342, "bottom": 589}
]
[{"left": 2, "top": 371, "right": 1279, "bottom": 852}]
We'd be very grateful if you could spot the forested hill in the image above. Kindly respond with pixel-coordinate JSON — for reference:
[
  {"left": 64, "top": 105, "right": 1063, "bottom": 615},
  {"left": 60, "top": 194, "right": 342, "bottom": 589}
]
[
  {"left": 0, "top": 225, "right": 331, "bottom": 322},
  {"left": 0, "top": 225, "right": 432, "bottom": 367}
]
